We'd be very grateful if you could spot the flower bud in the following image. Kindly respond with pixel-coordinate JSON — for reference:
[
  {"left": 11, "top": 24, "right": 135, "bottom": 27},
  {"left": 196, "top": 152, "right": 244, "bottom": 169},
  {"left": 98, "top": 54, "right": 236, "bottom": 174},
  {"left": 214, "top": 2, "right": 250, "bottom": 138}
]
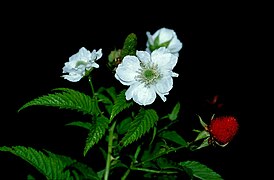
[{"left": 146, "top": 27, "right": 183, "bottom": 56}]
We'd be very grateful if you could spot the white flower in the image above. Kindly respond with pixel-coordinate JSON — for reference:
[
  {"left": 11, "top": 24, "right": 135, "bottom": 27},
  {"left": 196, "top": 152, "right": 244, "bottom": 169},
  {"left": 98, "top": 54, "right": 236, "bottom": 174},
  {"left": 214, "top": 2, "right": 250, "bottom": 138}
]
[
  {"left": 62, "top": 47, "right": 102, "bottom": 82},
  {"left": 115, "top": 47, "right": 179, "bottom": 106},
  {"left": 146, "top": 27, "right": 183, "bottom": 56}
]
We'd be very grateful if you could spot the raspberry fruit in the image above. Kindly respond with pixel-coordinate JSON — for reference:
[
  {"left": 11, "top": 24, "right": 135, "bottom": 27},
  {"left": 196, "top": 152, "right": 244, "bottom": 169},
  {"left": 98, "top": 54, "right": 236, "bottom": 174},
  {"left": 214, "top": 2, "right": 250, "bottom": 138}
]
[{"left": 208, "top": 116, "right": 239, "bottom": 145}]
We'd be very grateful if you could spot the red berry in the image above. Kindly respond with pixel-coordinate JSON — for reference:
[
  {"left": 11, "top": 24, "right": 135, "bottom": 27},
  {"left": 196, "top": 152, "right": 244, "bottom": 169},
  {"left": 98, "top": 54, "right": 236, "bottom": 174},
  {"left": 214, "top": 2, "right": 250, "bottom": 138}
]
[{"left": 208, "top": 116, "right": 239, "bottom": 145}]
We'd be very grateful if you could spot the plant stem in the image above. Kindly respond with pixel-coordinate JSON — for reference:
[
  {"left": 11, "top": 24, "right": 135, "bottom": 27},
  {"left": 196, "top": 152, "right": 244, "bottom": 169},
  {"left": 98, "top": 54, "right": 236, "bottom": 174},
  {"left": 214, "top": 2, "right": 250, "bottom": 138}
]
[
  {"left": 88, "top": 75, "right": 96, "bottom": 96},
  {"left": 130, "top": 167, "right": 178, "bottom": 174},
  {"left": 88, "top": 76, "right": 103, "bottom": 115},
  {"left": 104, "top": 121, "right": 116, "bottom": 180},
  {"left": 121, "top": 145, "right": 141, "bottom": 180}
]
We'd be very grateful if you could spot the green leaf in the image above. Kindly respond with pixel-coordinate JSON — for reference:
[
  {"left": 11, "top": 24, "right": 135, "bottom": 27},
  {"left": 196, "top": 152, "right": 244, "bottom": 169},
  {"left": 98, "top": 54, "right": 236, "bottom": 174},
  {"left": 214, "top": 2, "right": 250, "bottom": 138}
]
[
  {"left": 65, "top": 121, "right": 92, "bottom": 130},
  {"left": 27, "top": 174, "right": 36, "bottom": 180},
  {"left": 159, "top": 131, "right": 188, "bottom": 147},
  {"left": 110, "top": 89, "right": 133, "bottom": 121},
  {"left": 141, "top": 141, "right": 166, "bottom": 162},
  {"left": 97, "top": 86, "right": 117, "bottom": 103},
  {"left": 70, "top": 161, "right": 100, "bottom": 180},
  {"left": 116, "top": 117, "right": 132, "bottom": 134},
  {"left": 18, "top": 88, "right": 99, "bottom": 116},
  {"left": 120, "top": 109, "right": 158, "bottom": 147},
  {"left": 197, "top": 114, "right": 208, "bottom": 128},
  {"left": 0, "top": 146, "right": 73, "bottom": 179},
  {"left": 84, "top": 116, "right": 109, "bottom": 156},
  {"left": 179, "top": 161, "right": 223, "bottom": 180},
  {"left": 96, "top": 87, "right": 117, "bottom": 115},
  {"left": 168, "top": 102, "right": 180, "bottom": 121},
  {"left": 194, "top": 130, "right": 210, "bottom": 142},
  {"left": 156, "top": 157, "right": 182, "bottom": 170},
  {"left": 197, "top": 137, "right": 210, "bottom": 150},
  {"left": 104, "top": 87, "right": 117, "bottom": 102}
]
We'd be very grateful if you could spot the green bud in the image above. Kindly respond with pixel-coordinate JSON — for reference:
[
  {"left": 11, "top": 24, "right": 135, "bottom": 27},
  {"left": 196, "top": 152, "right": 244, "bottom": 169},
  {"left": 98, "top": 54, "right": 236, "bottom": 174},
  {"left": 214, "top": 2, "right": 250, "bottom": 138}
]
[{"left": 121, "top": 33, "right": 137, "bottom": 59}]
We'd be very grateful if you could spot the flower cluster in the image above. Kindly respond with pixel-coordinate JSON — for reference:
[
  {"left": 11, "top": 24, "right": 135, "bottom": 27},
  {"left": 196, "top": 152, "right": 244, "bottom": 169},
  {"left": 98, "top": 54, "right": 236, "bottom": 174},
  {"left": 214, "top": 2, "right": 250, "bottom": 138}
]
[{"left": 62, "top": 27, "right": 183, "bottom": 106}]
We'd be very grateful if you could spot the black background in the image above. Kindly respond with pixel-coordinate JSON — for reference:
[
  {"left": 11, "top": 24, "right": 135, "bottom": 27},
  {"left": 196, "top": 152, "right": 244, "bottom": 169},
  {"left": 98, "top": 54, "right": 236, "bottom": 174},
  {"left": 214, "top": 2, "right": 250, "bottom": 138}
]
[{"left": 1, "top": 2, "right": 263, "bottom": 179}]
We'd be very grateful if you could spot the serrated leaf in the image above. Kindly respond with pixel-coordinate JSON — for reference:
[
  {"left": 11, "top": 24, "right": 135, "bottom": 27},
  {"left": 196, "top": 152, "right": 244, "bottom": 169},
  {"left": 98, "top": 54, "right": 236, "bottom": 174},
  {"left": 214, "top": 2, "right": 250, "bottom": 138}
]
[
  {"left": 83, "top": 116, "right": 109, "bottom": 156},
  {"left": 121, "top": 109, "right": 158, "bottom": 147},
  {"left": 71, "top": 161, "right": 100, "bottom": 180},
  {"left": 96, "top": 87, "right": 117, "bottom": 115},
  {"left": 0, "top": 146, "right": 73, "bottom": 180},
  {"left": 159, "top": 131, "right": 188, "bottom": 147},
  {"left": 168, "top": 102, "right": 180, "bottom": 121},
  {"left": 116, "top": 117, "right": 132, "bottom": 134},
  {"left": 97, "top": 86, "right": 117, "bottom": 103},
  {"left": 179, "top": 161, "right": 223, "bottom": 180},
  {"left": 18, "top": 88, "right": 99, "bottom": 116},
  {"left": 110, "top": 89, "right": 133, "bottom": 121},
  {"left": 65, "top": 121, "right": 92, "bottom": 130}
]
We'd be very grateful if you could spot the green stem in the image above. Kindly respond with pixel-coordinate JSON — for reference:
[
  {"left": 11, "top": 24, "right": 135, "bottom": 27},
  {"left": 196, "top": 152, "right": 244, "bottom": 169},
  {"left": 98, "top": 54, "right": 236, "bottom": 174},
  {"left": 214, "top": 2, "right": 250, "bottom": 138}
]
[
  {"left": 136, "top": 146, "right": 185, "bottom": 166},
  {"left": 88, "top": 76, "right": 103, "bottom": 115},
  {"left": 104, "top": 121, "right": 117, "bottom": 180},
  {"left": 130, "top": 167, "right": 178, "bottom": 174},
  {"left": 121, "top": 145, "right": 141, "bottom": 180},
  {"left": 88, "top": 75, "right": 96, "bottom": 96},
  {"left": 158, "top": 119, "right": 178, "bottom": 134}
]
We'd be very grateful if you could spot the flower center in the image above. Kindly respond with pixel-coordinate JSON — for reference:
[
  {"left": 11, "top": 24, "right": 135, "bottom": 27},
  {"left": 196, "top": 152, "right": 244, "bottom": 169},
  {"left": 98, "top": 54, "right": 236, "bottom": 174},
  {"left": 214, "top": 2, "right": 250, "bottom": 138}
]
[
  {"left": 76, "top": 60, "right": 88, "bottom": 67},
  {"left": 136, "top": 63, "right": 161, "bottom": 87}
]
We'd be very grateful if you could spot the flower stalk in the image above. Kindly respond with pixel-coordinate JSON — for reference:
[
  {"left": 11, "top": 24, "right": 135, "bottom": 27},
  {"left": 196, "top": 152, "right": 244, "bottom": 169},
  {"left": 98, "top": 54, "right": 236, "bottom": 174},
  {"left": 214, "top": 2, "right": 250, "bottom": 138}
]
[{"left": 104, "top": 121, "right": 117, "bottom": 180}]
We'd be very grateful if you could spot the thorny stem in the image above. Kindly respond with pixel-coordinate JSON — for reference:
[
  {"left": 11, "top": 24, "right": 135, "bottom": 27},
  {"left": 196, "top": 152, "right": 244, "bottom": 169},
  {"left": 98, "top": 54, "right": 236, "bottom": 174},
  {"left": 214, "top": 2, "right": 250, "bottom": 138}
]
[{"left": 104, "top": 121, "right": 117, "bottom": 180}]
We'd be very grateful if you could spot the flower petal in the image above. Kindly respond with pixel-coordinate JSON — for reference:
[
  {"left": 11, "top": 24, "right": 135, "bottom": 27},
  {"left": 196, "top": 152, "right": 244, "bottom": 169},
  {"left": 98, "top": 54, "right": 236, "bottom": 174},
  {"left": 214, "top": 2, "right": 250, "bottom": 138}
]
[
  {"left": 136, "top": 50, "right": 151, "bottom": 64},
  {"left": 115, "top": 56, "right": 140, "bottom": 85},
  {"left": 168, "top": 38, "right": 183, "bottom": 54},
  {"left": 157, "top": 76, "right": 173, "bottom": 92},
  {"left": 62, "top": 73, "right": 82, "bottom": 82},
  {"left": 126, "top": 83, "right": 156, "bottom": 106},
  {"left": 158, "top": 28, "right": 174, "bottom": 44},
  {"left": 151, "top": 47, "right": 178, "bottom": 70}
]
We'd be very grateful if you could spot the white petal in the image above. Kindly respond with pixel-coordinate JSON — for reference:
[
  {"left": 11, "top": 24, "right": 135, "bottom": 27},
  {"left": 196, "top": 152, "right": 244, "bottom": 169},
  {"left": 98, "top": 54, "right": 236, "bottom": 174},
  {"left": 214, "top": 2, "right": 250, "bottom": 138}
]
[
  {"left": 156, "top": 91, "right": 168, "bottom": 102},
  {"left": 168, "top": 38, "right": 183, "bottom": 54},
  {"left": 96, "top": 49, "right": 103, "bottom": 59},
  {"left": 136, "top": 50, "right": 151, "bottom": 64},
  {"left": 132, "top": 84, "right": 156, "bottom": 106},
  {"left": 156, "top": 76, "right": 173, "bottom": 94},
  {"left": 91, "top": 62, "right": 99, "bottom": 68},
  {"left": 146, "top": 32, "right": 154, "bottom": 46},
  {"left": 171, "top": 72, "right": 179, "bottom": 77},
  {"left": 158, "top": 28, "right": 174, "bottom": 44},
  {"left": 115, "top": 56, "right": 140, "bottom": 85},
  {"left": 62, "top": 73, "right": 82, "bottom": 82},
  {"left": 125, "top": 83, "right": 156, "bottom": 106},
  {"left": 151, "top": 47, "right": 178, "bottom": 70},
  {"left": 125, "top": 82, "right": 140, "bottom": 100}
]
